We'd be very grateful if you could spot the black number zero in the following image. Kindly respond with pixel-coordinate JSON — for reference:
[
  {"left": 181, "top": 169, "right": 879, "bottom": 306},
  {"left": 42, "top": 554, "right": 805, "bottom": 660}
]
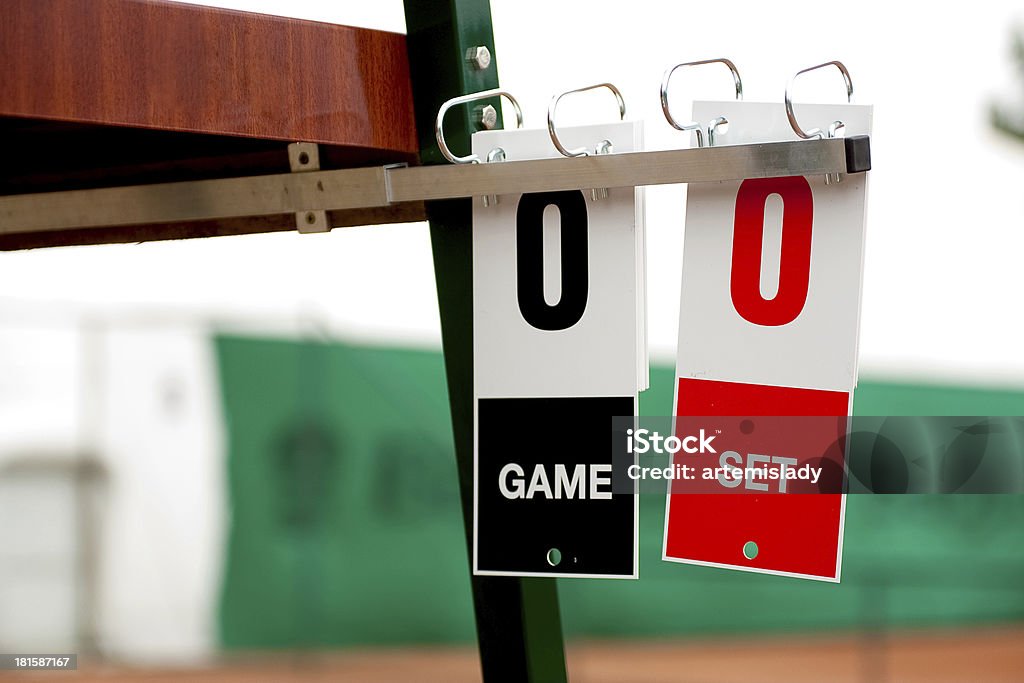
[{"left": 515, "top": 190, "right": 589, "bottom": 331}]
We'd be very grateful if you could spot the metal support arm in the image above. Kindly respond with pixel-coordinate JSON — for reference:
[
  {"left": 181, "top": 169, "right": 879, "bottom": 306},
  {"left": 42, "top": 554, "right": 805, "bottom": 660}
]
[{"left": 0, "top": 137, "right": 868, "bottom": 237}]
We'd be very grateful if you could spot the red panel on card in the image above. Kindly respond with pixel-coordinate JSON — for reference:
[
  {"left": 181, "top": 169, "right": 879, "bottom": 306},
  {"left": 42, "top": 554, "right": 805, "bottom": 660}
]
[{"left": 664, "top": 378, "right": 850, "bottom": 581}]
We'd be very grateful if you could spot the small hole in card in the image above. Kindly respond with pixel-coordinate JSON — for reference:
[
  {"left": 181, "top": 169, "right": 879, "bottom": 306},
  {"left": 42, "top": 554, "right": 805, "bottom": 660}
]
[
  {"left": 546, "top": 548, "right": 562, "bottom": 567},
  {"left": 743, "top": 541, "right": 759, "bottom": 560}
]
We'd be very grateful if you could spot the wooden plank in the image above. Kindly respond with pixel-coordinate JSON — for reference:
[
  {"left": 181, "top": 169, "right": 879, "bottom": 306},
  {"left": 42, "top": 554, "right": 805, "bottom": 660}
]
[
  {"left": 0, "top": 117, "right": 417, "bottom": 196},
  {"left": 0, "top": 0, "right": 418, "bottom": 156}
]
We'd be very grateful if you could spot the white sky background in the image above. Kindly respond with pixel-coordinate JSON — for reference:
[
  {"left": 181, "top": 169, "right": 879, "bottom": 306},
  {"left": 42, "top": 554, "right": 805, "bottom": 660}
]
[{"left": 1, "top": 0, "right": 1023, "bottom": 385}]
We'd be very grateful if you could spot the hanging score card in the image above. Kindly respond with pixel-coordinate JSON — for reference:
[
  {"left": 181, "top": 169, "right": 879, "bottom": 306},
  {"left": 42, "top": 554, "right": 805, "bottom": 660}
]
[
  {"left": 664, "top": 101, "right": 872, "bottom": 582},
  {"left": 473, "top": 122, "right": 643, "bottom": 578}
]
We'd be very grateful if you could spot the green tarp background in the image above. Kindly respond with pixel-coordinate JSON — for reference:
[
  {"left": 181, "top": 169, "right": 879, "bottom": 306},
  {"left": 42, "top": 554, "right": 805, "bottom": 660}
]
[{"left": 216, "top": 335, "right": 1024, "bottom": 648}]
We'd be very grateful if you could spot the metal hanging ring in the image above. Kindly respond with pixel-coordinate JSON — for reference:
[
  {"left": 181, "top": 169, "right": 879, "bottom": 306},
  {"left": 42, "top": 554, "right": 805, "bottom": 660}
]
[
  {"left": 547, "top": 83, "right": 626, "bottom": 158},
  {"left": 785, "top": 61, "right": 853, "bottom": 139},
  {"left": 660, "top": 58, "right": 743, "bottom": 140},
  {"left": 435, "top": 89, "right": 524, "bottom": 164}
]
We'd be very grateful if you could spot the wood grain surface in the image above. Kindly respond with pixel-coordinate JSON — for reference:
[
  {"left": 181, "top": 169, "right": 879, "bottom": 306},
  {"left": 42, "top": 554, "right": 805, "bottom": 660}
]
[{"left": 0, "top": 0, "right": 418, "bottom": 156}]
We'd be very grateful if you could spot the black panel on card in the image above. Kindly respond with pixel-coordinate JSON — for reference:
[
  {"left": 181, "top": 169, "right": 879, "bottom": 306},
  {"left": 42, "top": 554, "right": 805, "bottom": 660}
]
[{"left": 476, "top": 396, "right": 636, "bottom": 577}]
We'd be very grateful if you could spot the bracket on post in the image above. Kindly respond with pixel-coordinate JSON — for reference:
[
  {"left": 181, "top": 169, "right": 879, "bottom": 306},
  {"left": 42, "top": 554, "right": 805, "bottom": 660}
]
[{"left": 288, "top": 142, "right": 329, "bottom": 233}]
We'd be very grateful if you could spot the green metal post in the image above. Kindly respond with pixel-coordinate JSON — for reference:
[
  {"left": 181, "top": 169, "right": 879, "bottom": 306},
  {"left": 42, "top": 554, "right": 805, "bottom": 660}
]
[{"left": 403, "top": 2, "right": 569, "bottom": 681}]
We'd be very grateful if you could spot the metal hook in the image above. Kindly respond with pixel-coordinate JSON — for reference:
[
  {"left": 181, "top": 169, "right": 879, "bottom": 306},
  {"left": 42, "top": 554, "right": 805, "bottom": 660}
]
[
  {"left": 481, "top": 148, "right": 506, "bottom": 207},
  {"left": 591, "top": 139, "right": 613, "bottom": 200},
  {"left": 661, "top": 58, "right": 742, "bottom": 147},
  {"left": 435, "top": 89, "right": 524, "bottom": 164},
  {"left": 547, "top": 83, "right": 626, "bottom": 158},
  {"left": 784, "top": 60, "right": 853, "bottom": 140}
]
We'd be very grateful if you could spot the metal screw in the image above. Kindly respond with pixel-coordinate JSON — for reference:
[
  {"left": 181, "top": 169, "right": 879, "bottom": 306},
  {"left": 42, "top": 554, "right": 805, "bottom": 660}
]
[
  {"left": 478, "top": 104, "right": 498, "bottom": 130},
  {"left": 466, "top": 45, "right": 491, "bottom": 70},
  {"left": 305, "top": 212, "right": 317, "bottom": 225}
]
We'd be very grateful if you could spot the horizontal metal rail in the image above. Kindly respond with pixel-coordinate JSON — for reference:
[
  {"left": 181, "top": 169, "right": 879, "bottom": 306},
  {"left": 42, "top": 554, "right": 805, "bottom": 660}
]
[{"left": 0, "top": 137, "right": 866, "bottom": 236}]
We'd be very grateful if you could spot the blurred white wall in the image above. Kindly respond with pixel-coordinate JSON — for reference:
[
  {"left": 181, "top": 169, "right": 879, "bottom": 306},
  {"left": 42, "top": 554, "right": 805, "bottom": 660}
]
[
  {"left": 94, "top": 326, "right": 226, "bottom": 661},
  {"left": 0, "top": 321, "right": 90, "bottom": 653},
  {"left": 0, "top": 313, "right": 225, "bottom": 663},
  {"left": 0, "top": 470, "right": 79, "bottom": 652}
]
